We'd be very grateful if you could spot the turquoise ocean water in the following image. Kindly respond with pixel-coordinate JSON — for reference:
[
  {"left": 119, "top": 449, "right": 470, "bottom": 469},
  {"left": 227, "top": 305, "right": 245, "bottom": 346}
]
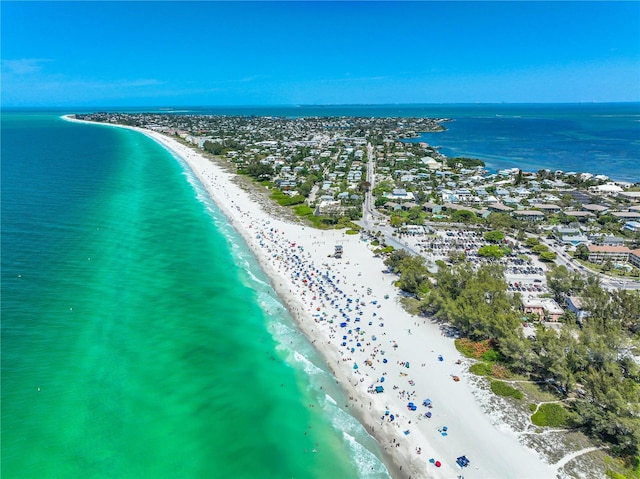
[
  {"left": 2, "top": 104, "right": 638, "bottom": 478},
  {"left": 1, "top": 112, "right": 390, "bottom": 478}
]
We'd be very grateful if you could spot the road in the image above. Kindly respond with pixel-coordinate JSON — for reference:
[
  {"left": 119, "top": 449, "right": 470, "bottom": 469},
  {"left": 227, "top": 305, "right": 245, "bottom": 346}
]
[
  {"left": 357, "top": 143, "right": 424, "bottom": 256},
  {"left": 540, "top": 238, "right": 640, "bottom": 291},
  {"left": 357, "top": 145, "right": 639, "bottom": 291}
]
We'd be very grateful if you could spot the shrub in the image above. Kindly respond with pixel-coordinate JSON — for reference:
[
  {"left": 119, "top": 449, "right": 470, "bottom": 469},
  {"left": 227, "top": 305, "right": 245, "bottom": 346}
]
[
  {"left": 469, "top": 363, "right": 492, "bottom": 376},
  {"left": 345, "top": 229, "right": 359, "bottom": 235},
  {"left": 529, "top": 403, "right": 537, "bottom": 413},
  {"left": 490, "top": 363, "right": 512, "bottom": 379},
  {"left": 481, "top": 349, "right": 503, "bottom": 362},
  {"left": 531, "top": 403, "right": 572, "bottom": 427},
  {"left": 455, "top": 338, "right": 493, "bottom": 359},
  {"left": 490, "top": 380, "right": 523, "bottom": 400}
]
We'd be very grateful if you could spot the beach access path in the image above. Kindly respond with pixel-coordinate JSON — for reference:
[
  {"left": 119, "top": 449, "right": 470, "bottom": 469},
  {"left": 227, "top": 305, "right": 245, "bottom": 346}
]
[{"left": 63, "top": 115, "right": 558, "bottom": 479}]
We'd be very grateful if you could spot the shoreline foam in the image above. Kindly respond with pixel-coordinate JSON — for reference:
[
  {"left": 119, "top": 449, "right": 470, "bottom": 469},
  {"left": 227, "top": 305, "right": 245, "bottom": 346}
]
[{"left": 62, "top": 114, "right": 557, "bottom": 479}]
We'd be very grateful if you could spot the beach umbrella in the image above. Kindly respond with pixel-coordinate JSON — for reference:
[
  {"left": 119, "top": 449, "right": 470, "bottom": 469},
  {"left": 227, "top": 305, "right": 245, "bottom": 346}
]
[
  {"left": 435, "top": 461, "right": 441, "bottom": 468},
  {"left": 429, "top": 458, "right": 435, "bottom": 464},
  {"left": 353, "top": 363, "right": 358, "bottom": 370},
  {"left": 380, "top": 377, "right": 384, "bottom": 382}
]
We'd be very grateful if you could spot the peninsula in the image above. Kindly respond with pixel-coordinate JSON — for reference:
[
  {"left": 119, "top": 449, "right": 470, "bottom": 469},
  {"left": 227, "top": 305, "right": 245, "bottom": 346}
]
[{"left": 66, "top": 113, "right": 640, "bottom": 479}]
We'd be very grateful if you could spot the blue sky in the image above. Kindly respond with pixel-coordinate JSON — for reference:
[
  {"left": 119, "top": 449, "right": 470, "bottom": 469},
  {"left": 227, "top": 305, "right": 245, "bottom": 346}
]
[{"left": 2, "top": 1, "right": 639, "bottom": 106}]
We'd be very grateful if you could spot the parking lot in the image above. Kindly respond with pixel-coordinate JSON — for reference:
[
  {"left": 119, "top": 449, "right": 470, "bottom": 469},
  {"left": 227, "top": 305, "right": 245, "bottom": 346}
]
[{"left": 395, "top": 228, "right": 550, "bottom": 296}]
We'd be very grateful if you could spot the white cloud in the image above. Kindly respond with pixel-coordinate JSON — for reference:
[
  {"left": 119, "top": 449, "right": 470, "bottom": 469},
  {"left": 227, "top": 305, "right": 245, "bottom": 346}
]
[{"left": 1, "top": 58, "right": 51, "bottom": 76}]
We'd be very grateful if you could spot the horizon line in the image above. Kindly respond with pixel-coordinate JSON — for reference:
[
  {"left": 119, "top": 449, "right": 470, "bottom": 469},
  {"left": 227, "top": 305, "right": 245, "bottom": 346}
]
[{"left": 3, "top": 101, "right": 640, "bottom": 111}]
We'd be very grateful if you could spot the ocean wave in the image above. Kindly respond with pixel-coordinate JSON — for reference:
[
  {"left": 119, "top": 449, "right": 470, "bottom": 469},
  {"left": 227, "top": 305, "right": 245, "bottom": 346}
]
[
  {"left": 325, "top": 393, "right": 337, "bottom": 405},
  {"left": 343, "top": 431, "right": 391, "bottom": 479},
  {"left": 292, "top": 350, "right": 324, "bottom": 377}
]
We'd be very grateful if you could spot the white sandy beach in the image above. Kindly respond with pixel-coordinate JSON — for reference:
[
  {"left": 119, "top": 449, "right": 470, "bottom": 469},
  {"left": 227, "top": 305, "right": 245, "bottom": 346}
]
[{"left": 63, "top": 115, "right": 558, "bottom": 479}]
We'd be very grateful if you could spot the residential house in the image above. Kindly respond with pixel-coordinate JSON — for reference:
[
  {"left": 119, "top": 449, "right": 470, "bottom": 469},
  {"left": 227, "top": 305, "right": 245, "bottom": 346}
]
[
  {"left": 488, "top": 203, "right": 513, "bottom": 213},
  {"left": 590, "top": 183, "right": 623, "bottom": 195},
  {"left": 522, "top": 297, "right": 564, "bottom": 322},
  {"left": 536, "top": 204, "right": 562, "bottom": 214},
  {"left": 513, "top": 210, "right": 545, "bottom": 222},
  {"left": 401, "top": 201, "right": 420, "bottom": 211},
  {"left": 386, "top": 189, "right": 415, "bottom": 202},
  {"left": 423, "top": 203, "right": 442, "bottom": 214},
  {"left": 384, "top": 202, "right": 402, "bottom": 212},
  {"left": 611, "top": 211, "right": 640, "bottom": 222},
  {"left": 565, "top": 296, "right": 591, "bottom": 322},
  {"left": 562, "top": 210, "right": 595, "bottom": 222},
  {"left": 623, "top": 221, "right": 640, "bottom": 233},
  {"left": 582, "top": 204, "right": 609, "bottom": 215},
  {"left": 315, "top": 200, "right": 344, "bottom": 216},
  {"left": 618, "top": 191, "right": 640, "bottom": 203}
]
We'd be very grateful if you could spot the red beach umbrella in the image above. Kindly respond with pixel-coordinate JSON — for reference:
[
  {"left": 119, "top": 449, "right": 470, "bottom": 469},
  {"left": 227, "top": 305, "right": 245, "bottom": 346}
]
[{"left": 435, "top": 461, "right": 441, "bottom": 467}]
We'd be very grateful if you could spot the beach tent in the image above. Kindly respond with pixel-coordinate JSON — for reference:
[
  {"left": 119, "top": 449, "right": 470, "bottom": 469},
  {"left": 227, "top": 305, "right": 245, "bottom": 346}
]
[
  {"left": 375, "top": 386, "right": 384, "bottom": 393},
  {"left": 423, "top": 399, "right": 432, "bottom": 407},
  {"left": 456, "top": 456, "right": 470, "bottom": 468}
]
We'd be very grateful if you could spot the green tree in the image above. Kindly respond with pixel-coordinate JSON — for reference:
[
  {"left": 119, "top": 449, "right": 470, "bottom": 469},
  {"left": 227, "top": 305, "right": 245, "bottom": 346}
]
[
  {"left": 396, "top": 255, "right": 430, "bottom": 295},
  {"left": 384, "top": 249, "right": 411, "bottom": 272},
  {"left": 245, "top": 161, "right": 274, "bottom": 180},
  {"left": 575, "top": 243, "right": 590, "bottom": 260},
  {"left": 514, "top": 169, "right": 524, "bottom": 185},
  {"left": 451, "top": 209, "right": 476, "bottom": 223},
  {"left": 546, "top": 265, "right": 584, "bottom": 301},
  {"left": 484, "top": 230, "right": 505, "bottom": 243},
  {"left": 478, "top": 244, "right": 508, "bottom": 259},
  {"left": 539, "top": 251, "right": 557, "bottom": 262},
  {"left": 525, "top": 237, "right": 541, "bottom": 248},
  {"left": 532, "top": 244, "right": 549, "bottom": 254}
]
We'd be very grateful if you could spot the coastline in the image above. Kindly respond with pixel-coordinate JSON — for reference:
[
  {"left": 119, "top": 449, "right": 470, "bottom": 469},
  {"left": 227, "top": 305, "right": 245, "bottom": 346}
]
[{"left": 62, "top": 114, "right": 558, "bottom": 479}]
